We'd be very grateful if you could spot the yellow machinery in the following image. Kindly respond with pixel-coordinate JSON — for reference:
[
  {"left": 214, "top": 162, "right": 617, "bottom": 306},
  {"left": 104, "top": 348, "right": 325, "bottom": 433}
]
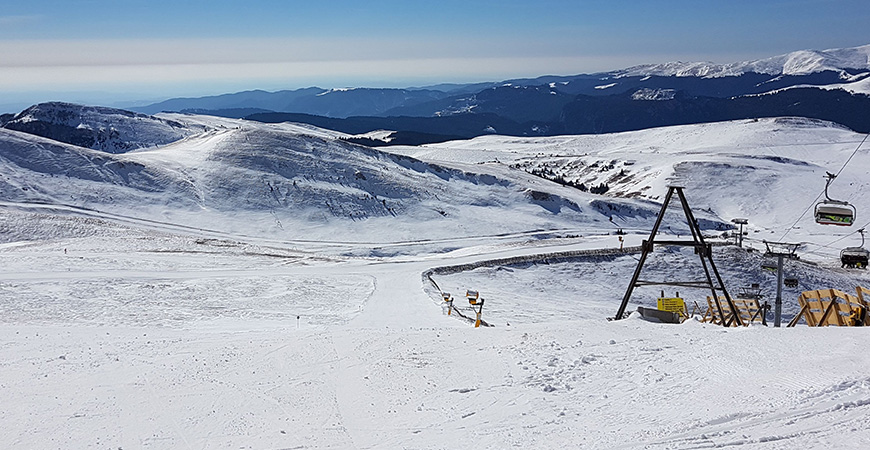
[
  {"left": 442, "top": 292, "right": 453, "bottom": 315},
  {"left": 466, "top": 290, "right": 480, "bottom": 305}
]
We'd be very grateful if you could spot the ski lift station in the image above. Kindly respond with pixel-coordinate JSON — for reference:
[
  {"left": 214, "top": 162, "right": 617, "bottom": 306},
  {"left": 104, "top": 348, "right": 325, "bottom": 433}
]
[{"left": 614, "top": 185, "right": 869, "bottom": 329}]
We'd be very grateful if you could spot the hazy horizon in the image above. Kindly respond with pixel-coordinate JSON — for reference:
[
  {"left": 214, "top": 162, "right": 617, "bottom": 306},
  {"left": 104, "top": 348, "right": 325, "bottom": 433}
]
[{"left": 2, "top": 0, "right": 869, "bottom": 113}]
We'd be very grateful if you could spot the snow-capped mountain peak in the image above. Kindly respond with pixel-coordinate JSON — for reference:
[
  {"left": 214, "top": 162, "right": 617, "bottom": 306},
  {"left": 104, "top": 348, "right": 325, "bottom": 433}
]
[{"left": 614, "top": 44, "right": 870, "bottom": 78}]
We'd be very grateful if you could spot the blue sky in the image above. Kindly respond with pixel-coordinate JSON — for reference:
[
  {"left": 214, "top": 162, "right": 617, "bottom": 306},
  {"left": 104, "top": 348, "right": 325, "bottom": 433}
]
[{"left": 1, "top": 0, "right": 868, "bottom": 111}]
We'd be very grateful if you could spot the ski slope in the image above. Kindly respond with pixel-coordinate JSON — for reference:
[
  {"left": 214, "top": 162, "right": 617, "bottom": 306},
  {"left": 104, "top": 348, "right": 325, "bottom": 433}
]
[{"left": 2, "top": 111, "right": 870, "bottom": 449}]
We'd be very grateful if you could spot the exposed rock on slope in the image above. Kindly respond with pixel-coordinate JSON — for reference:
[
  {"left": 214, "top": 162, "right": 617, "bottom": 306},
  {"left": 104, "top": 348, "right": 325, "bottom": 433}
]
[{"left": 2, "top": 102, "right": 203, "bottom": 153}]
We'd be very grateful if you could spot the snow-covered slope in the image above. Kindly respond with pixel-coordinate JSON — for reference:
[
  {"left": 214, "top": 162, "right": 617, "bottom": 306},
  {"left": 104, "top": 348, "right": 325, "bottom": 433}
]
[
  {"left": 5, "top": 109, "right": 869, "bottom": 258},
  {"left": 615, "top": 44, "right": 870, "bottom": 78},
  {"left": 389, "top": 117, "right": 870, "bottom": 260},
  {"left": 800, "top": 72, "right": 870, "bottom": 95},
  {"left": 1, "top": 113, "right": 613, "bottom": 246},
  {"left": 3, "top": 110, "right": 870, "bottom": 449},
  {"left": 2, "top": 102, "right": 205, "bottom": 153}
]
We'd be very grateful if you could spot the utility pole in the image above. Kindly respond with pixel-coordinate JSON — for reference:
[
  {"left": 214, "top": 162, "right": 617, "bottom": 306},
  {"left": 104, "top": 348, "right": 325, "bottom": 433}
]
[
  {"left": 763, "top": 241, "right": 800, "bottom": 327},
  {"left": 774, "top": 253, "right": 784, "bottom": 327},
  {"left": 731, "top": 218, "right": 748, "bottom": 247}
]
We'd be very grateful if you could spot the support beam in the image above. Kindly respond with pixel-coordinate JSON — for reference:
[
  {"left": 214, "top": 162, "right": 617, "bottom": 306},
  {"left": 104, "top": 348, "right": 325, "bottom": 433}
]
[
  {"left": 614, "top": 186, "right": 737, "bottom": 326},
  {"left": 614, "top": 187, "right": 675, "bottom": 320}
]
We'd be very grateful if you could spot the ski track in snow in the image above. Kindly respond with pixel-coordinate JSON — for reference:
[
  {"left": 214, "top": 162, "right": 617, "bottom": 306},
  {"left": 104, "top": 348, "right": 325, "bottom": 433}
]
[
  {"left": 2, "top": 114, "right": 870, "bottom": 449},
  {"left": 2, "top": 208, "right": 870, "bottom": 449}
]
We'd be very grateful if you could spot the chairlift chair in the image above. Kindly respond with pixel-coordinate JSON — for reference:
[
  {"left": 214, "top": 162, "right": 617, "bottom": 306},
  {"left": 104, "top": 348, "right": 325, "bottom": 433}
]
[
  {"left": 784, "top": 277, "right": 799, "bottom": 288},
  {"left": 840, "top": 248, "right": 869, "bottom": 268},
  {"left": 815, "top": 173, "right": 855, "bottom": 226},
  {"left": 815, "top": 201, "right": 856, "bottom": 226},
  {"left": 737, "top": 284, "right": 763, "bottom": 300},
  {"left": 761, "top": 261, "right": 778, "bottom": 272},
  {"left": 841, "top": 228, "right": 869, "bottom": 269}
]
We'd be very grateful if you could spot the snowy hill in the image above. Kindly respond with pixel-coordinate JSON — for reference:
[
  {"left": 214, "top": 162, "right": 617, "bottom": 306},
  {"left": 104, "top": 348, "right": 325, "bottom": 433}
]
[
  {"left": 2, "top": 102, "right": 205, "bottom": 153},
  {"left": 3, "top": 108, "right": 870, "bottom": 449},
  {"left": 389, "top": 116, "right": 870, "bottom": 257},
  {"left": 3, "top": 108, "right": 868, "bottom": 256},
  {"left": 0, "top": 111, "right": 614, "bottom": 245}
]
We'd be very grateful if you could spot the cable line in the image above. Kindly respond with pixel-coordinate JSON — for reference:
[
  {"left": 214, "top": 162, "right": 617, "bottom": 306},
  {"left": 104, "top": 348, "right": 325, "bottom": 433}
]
[
  {"left": 822, "top": 218, "right": 870, "bottom": 248},
  {"left": 778, "top": 131, "right": 869, "bottom": 241}
]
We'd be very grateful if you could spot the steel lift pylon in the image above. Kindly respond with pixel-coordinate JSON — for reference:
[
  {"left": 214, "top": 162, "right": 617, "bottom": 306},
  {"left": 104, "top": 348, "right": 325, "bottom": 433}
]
[{"left": 613, "top": 186, "right": 742, "bottom": 327}]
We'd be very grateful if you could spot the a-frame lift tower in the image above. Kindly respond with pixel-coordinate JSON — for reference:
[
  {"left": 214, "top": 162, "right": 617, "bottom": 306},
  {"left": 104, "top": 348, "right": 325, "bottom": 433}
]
[{"left": 614, "top": 186, "right": 743, "bottom": 326}]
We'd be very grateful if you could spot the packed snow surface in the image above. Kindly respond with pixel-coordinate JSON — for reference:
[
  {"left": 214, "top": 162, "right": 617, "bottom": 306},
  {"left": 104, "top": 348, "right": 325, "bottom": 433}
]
[
  {"left": 792, "top": 73, "right": 870, "bottom": 96},
  {"left": 2, "top": 112, "right": 870, "bottom": 449}
]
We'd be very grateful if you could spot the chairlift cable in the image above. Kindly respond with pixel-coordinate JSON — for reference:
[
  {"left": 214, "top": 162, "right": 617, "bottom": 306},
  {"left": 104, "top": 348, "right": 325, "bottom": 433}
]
[
  {"left": 796, "top": 233, "right": 859, "bottom": 252},
  {"left": 832, "top": 132, "right": 869, "bottom": 179},
  {"left": 821, "top": 223, "right": 870, "bottom": 248},
  {"left": 777, "top": 195, "right": 823, "bottom": 241},
  {"left": 778, "top": 131, "right": 870, "bottom": 241}
]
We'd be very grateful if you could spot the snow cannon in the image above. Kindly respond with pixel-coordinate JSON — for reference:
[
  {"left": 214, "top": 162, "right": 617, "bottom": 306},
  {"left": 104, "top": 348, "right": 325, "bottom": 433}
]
[
  {"left": 442, "top": 292, "right": 454, "bottom": 315},
  {"left": 466, "top": 290, "right": 480, "bottom": 305}
]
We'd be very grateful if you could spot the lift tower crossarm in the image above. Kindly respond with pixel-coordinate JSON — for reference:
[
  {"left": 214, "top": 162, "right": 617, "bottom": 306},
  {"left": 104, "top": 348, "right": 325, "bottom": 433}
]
[{"left": 614, "top": 186, "right": 742, "bottom": 326}]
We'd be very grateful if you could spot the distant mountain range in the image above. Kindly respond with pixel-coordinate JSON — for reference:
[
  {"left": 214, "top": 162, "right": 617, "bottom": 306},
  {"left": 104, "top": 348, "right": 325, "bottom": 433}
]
[
  {"left": 124, "top": 44, "right": 870, "bottom": 144},
  {"left": 6, "top": 45, "right": 870, "bottom": 146}
]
